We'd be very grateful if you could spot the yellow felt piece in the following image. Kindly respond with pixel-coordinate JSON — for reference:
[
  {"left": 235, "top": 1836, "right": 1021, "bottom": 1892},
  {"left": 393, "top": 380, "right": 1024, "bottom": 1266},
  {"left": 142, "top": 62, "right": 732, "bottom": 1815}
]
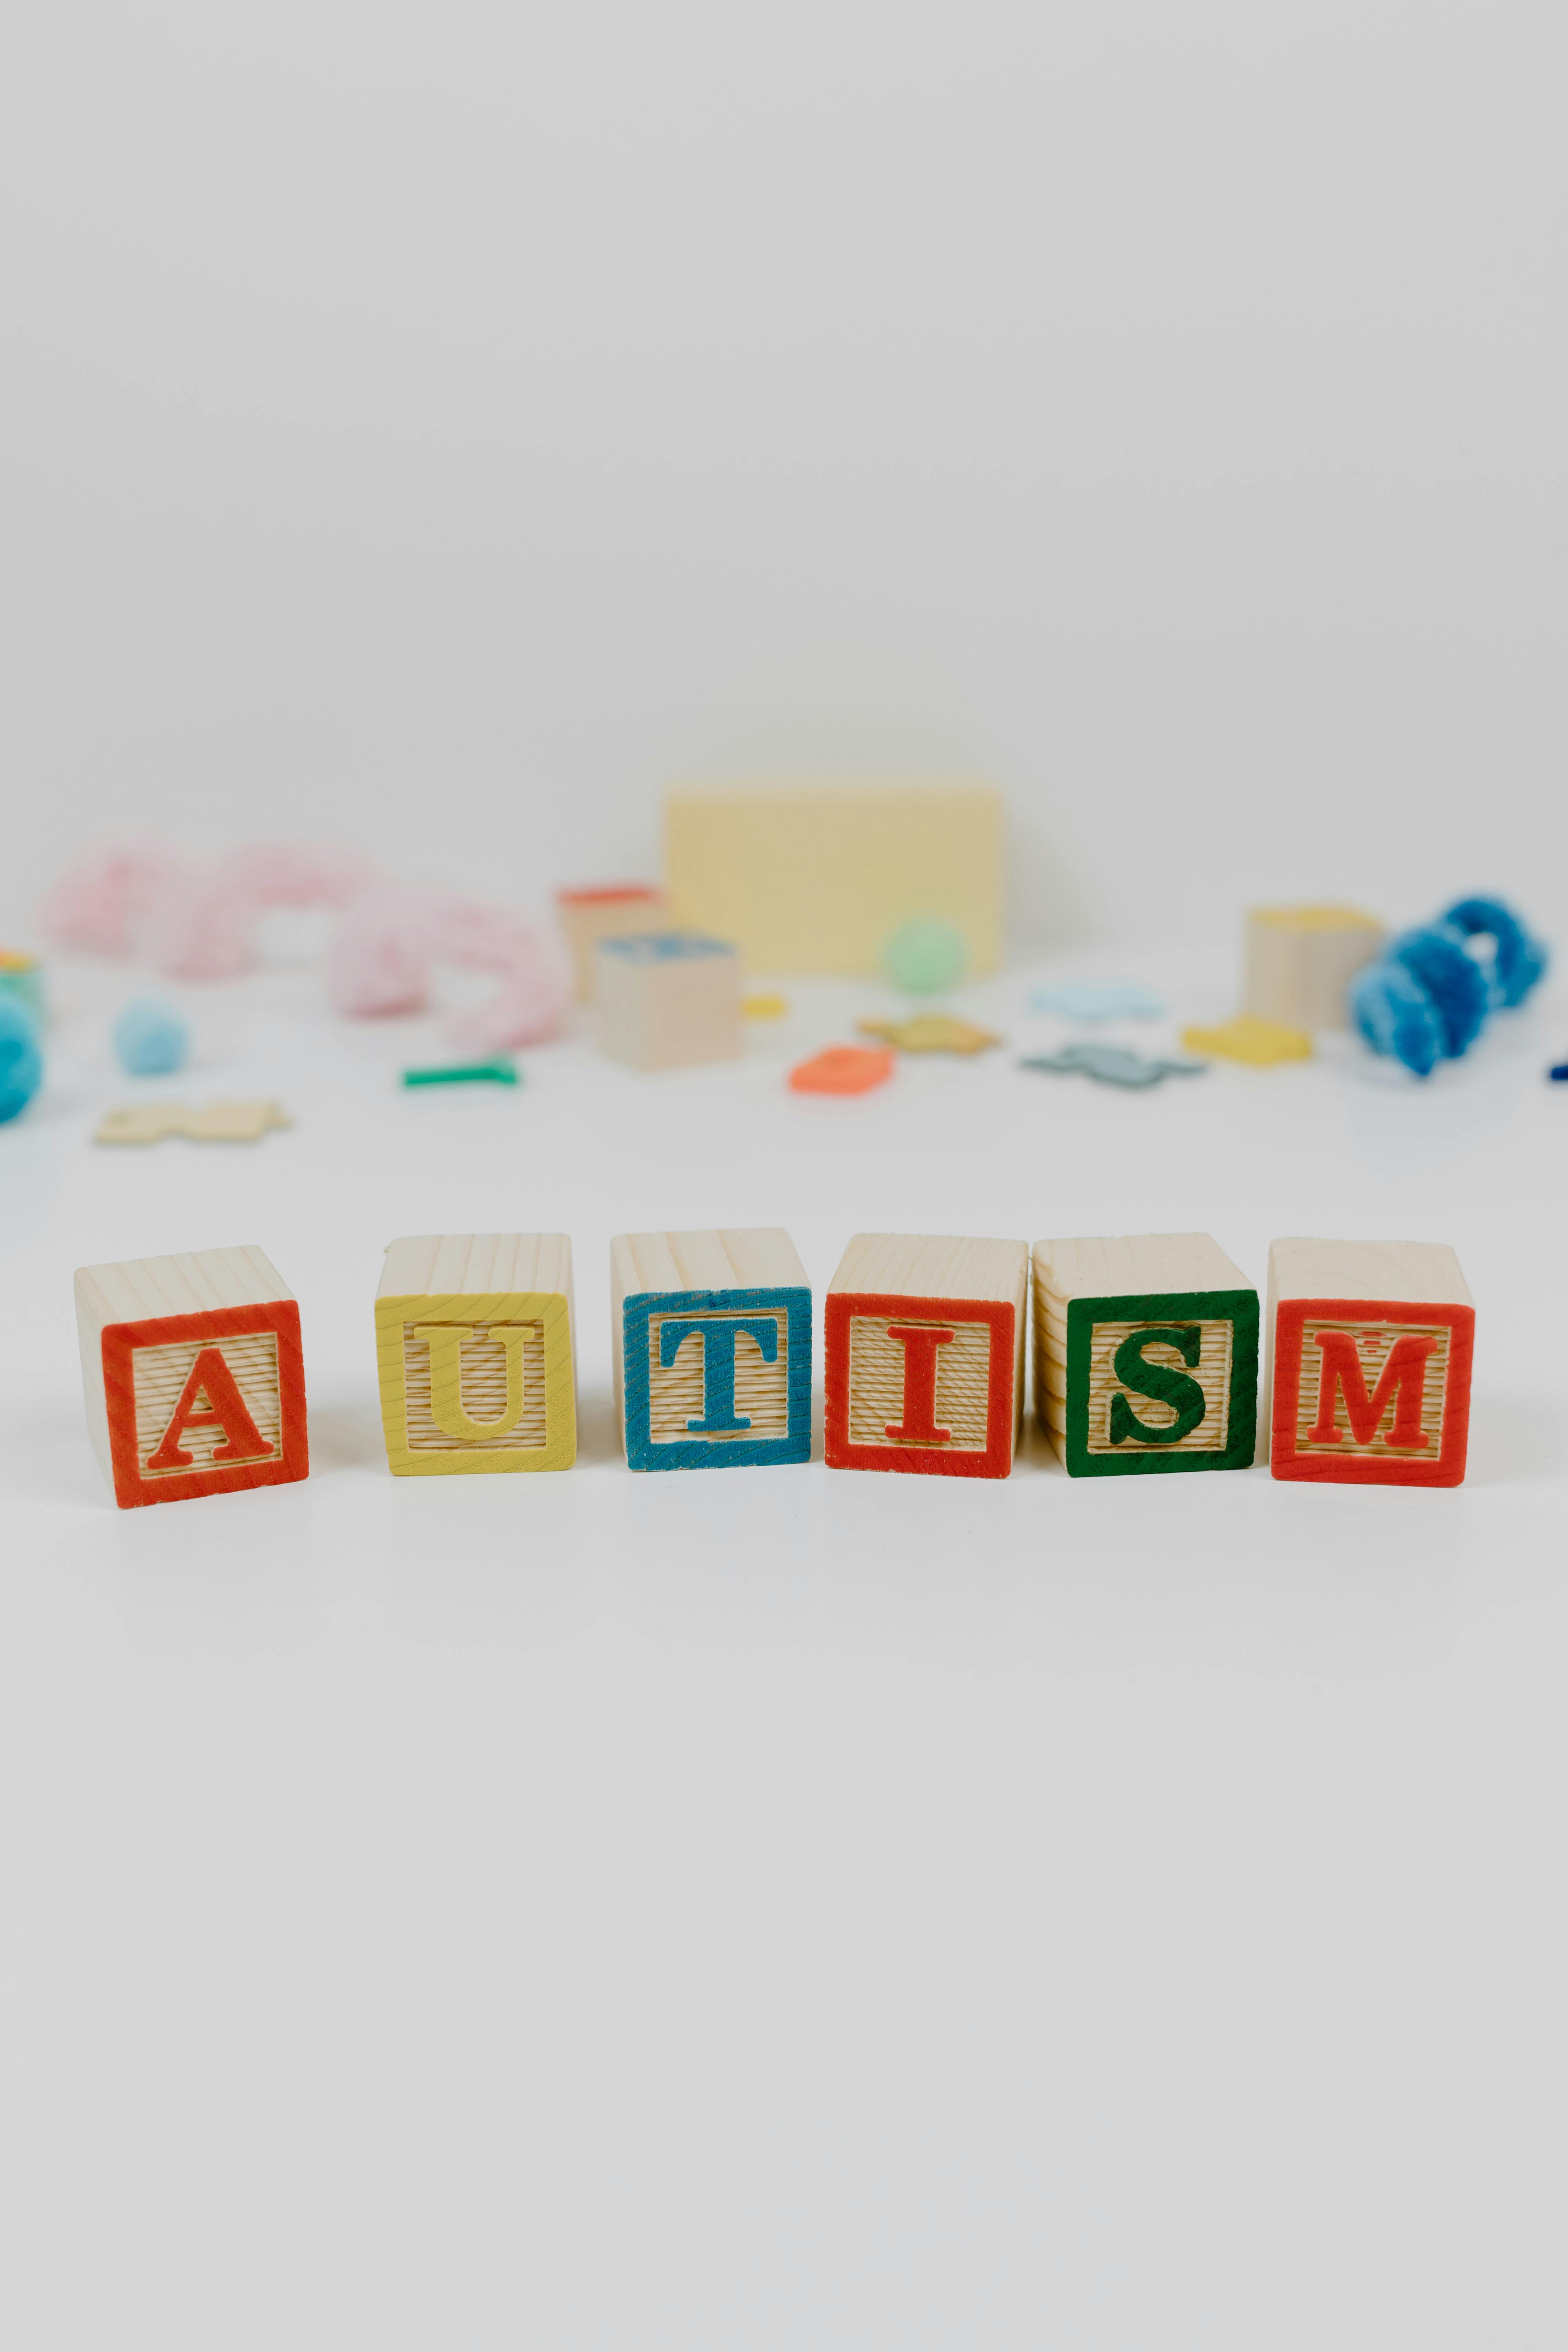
[
  {"left": 857, "top": 1014, "right": 1003, "bottom": 1055},
  {"left": 1180, "top": 1015, "right": 1313, "bottom": 1067},
  {"left": 742, "top": 992, "right": 788, "bottom": 1020},
  {"left": 376, "top": 1291, "right": 577, "bottom": 1474}
]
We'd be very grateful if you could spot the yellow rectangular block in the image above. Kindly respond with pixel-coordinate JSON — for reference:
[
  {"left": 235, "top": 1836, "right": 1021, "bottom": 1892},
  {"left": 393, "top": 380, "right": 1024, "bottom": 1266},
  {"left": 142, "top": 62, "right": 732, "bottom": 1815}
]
[
  {"left": 663, "top": 781, "right": 1004, "bottom": 977},
  {"left": 375, "top": 1233, "right": 577, "bottom": 1475}
]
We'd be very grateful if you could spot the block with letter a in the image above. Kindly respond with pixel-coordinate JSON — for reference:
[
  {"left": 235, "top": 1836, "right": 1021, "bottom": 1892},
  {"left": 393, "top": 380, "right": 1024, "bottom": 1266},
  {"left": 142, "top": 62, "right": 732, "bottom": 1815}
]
[
  {"left": 1265, "top": 1238, "right": 1475, "bottom": 1486},
  {"left": 611, "top": 1228, "right": 812, "bottom": 1470},
  {"left": 375, "top": 1235, "right": 577, "bottom": 1475},
  {"left": 1033, "top": 1233, "right": 1258, "bottom": 1477},
  {"left": 74, "top": 1245, "right": 309, "bottom": 1508},
  {"left": 824, "top": 1234, "right": 1029, "bottom": 1478}
]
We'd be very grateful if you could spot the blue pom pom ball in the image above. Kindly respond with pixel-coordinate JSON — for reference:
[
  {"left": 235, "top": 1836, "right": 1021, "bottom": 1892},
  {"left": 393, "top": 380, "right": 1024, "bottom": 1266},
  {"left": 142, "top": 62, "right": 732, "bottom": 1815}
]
[
  {"left": 113, "top": 997, "right": 190, "bottom": 1077},
  {"left": 1441, "top": 896, "right": 1549, "bottom": 1009},
  {"left": 0, "top": 997, "right": 43, "bottom": 1124},
  {"left": 1351, "top": 958, "right": 1444, "bottom": 1077}
]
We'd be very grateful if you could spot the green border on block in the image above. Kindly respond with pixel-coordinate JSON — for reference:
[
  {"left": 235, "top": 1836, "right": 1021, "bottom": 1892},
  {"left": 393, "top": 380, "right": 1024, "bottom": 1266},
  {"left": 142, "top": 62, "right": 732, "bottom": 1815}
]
[{"left": 1062, "top": 1288, "right": 1258, "bottom": 1477}]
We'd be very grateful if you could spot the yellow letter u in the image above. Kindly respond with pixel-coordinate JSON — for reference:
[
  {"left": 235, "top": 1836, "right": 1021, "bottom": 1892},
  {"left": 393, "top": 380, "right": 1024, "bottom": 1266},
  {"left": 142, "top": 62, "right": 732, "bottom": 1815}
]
[{"left": 415, "top": 1324, "right": 528, "bottom": 1442}]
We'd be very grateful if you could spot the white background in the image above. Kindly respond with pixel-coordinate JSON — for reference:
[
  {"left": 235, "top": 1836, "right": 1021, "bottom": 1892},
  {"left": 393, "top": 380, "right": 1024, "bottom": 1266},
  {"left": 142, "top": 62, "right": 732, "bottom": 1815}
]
[{"left": 2, "top": 3, "right": 1567, "bottom": 2346}]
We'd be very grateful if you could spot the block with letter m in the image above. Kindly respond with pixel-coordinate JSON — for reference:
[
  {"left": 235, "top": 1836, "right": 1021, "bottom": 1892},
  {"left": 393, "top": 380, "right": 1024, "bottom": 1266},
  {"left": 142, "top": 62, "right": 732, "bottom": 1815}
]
[{"left": 1267, "top": 1238, "right": 1474, "bottom": 1486}]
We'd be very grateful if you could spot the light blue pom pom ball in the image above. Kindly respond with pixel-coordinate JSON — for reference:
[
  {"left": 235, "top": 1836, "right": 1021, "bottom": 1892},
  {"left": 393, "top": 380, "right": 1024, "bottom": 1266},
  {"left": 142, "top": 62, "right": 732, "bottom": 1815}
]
[
  {"left": 113, "top": 997, "right": 190, "bottom": 1077},
  {"left": 0, "top": 997, "right": 43, "bottom": 1124}
]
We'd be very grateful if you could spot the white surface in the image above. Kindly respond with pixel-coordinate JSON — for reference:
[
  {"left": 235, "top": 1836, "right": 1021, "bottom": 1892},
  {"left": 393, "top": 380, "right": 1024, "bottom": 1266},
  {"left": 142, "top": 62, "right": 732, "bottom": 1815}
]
[
  {"left": 5, "top": 0, "right": 1568, "bottom": 952},
  {"left": 2, "top": 952, "right": 1566, "bottom": 2347}
]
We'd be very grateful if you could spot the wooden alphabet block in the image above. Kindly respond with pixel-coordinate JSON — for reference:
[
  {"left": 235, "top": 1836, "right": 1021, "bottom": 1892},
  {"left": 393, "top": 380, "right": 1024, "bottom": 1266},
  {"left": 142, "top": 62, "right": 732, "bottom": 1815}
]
[
  {"left": 595, "top": 932, "right": 744, "bottom": 1071},
  {"left": 376, "top": 1234, "right": 577, "bottom": 1475},
  {"left": 824, "top": 1234, "right": 1028, "bottom": 1478},
  {"left": 1244, "top": 905, "right": 1385, "bottom": 1031},
  {"left": 1265, "top": 1238, "right": 1473, "bottom": 1486},
  {"left": 611, "top": 1229, "right": 811, "bottom": 1470},
  {"left": 664, "top": 782, "right": 1003, "bottom": 977},
  {"left": 74, "top": 1245, "right": 309, "bottom": 1507},
  {"left": 554, "top": 885, "right": 665, "bottom": 1003},
  {"left": 1032, "top": 1234, "right": 1258, "bottom": 1477}
]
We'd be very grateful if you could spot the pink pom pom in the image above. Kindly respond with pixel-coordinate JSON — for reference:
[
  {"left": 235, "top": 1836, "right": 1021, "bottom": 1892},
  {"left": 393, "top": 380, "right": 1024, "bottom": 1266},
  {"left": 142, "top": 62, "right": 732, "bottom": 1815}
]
[
  {"left": 327, "top": 890, "right": 433, "bottom": 1018},
  {"left": 326, "top": 891, "right": 569, "bottom": 1045},
  {"left": 41, "top": 846, "right": 185, "bottom": 957},
  {"left": 212, "top": 842, "right": 375, "bottom": 907}
]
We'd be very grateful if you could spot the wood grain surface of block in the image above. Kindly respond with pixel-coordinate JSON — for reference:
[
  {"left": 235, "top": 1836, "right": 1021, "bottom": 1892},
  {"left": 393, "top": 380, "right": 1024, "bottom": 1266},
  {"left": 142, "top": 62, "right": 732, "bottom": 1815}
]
[
  {"left": 664, "top": 782, "right": 1003, "bottom": 977},
  {"left": 1243, "top": 905, "right": 1385, "bottom": 1031},
  {"left": 611, "top": 1228, "right": 812, "bottom": 1470},
  {"left": 1264, "top": 1238, "right": 1474, "bottom": 1486},
  {"left": 74, "top": 1244, "right": 308, "bottom": 1508},
  {"left": 1032, "top": 1233, "right": 1258, "bottom": 1477},
  {"left": 824, "top": 1233, "right": 1028, "bottom": 1478},
  {"left": 375, "top": 1233, "right": 577, "bottom": 1474},
  {"left": 595, "top": 932, "right": 744, "bottom": 1071}
]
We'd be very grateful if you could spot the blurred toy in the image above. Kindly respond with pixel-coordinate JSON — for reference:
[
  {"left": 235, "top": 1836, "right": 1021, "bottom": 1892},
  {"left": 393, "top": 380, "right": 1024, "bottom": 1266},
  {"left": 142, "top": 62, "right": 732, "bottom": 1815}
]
[
  {"left": 156, "top": 843, "right": 372, "bottom": 981},
  {"left": 329, "top": 893, "right": 570, "bottom": 1052},
  {"left": 1020, "top": 1043, "right": 1205, "bottom": 1090},
  {"left": 0, "top": 949, "right": 44, "bottom": 1018},
  {"left": 95, "top": 1100, "right": 291, "bottom": 1145},
  {"left": 402, "top": 1060, "right": 519, "bottom": 1087},
  {"left": 1551, "top": 1062, "right": 1568, "bottom": 1083},
  {"left": 41, "top": 845, "right": 182, "bottom": 957},
  {"left": 883, "top": 917, "right": 968, "bottom": 995},
  {"left": 1029, "top": 980, "right": 1165, "bottom": 1021},
  {"left": 1243, "top": 906, "right": 1385, "bottom": 1031},
  {"left": 743, "top": 993, "right": 788, "bottom": 1020},
  {"left": 0, "top": 998, "right": 43, "bottom": 1124},
  {"left": 595, "top": 933, "right": 744, "bottom": 1071},
  {"left": 788, "top": 1045, "right": 894, "bottom": 1095},
  {"left": 113, "top": 997, "right": 189, "bottom": 1076},
  {"left": 1180, "top": 1015, "right": 1312, "bottom": 1067},
  {"left": 554, "top": 886, "right": 665, "bottom": 1002},
  {"left": 858, "top": 1014, "right": 1001, "bottom": 1055},
  {"left": 1351, "top": 894, "right": 1548, "bottom": 1077}
]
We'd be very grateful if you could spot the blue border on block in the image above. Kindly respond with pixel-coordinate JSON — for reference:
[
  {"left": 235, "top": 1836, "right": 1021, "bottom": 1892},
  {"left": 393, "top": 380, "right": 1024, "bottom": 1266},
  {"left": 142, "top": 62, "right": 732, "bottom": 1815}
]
[{"left": 623, "top": 1286, "right": 812, "bottom": 1471}]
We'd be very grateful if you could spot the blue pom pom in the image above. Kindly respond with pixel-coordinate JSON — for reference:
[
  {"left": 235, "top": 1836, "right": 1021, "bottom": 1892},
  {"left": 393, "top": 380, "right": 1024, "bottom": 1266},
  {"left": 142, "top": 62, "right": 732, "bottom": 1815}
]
[
  {"left": 1386, "top": 924, "right": 1489, "bottom": 1058},
  {"left": 1440, "top": 895, "right": 1549, "bottom": 1009},
  {"left": 0, "top": 997, "right": 43, "bottom": 1124},
  {"left": 113, "top": 997, "right": 190, "bottom": 1077},
  {"left": 1351, "top": 958, "right": 1444, "bottom": 1077}
]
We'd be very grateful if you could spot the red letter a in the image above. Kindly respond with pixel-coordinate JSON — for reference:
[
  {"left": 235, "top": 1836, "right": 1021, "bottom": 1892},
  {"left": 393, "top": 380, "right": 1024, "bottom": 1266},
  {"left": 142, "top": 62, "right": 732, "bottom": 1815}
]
[
  {"left": 145, "top": 1344, "right": 274, "bottom": 1471},
  {"left": 1308, "top": 1330, "right": 1437, "bottom": 1450},
  {"left": 884, "top": 1324, "right": 956, "bottom": 1443}
]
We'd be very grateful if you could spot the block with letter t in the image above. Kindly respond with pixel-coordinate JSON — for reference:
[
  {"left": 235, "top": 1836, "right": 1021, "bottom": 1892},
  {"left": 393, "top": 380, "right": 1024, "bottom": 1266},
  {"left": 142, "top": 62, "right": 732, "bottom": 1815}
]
[
  {"left": 824, "top": 1234, "right": 1028, "bottom": 1478},
  {"left": 376, "top": 1234, "right": 577, "bottom": 1475},
  {"left": 1266, "top": 1238, "right": 1474, "bottom": 1486},
  {"left": 1032, "top": 1233, "right": 1259, "bottom": 1477},
  {"left": 74, "top": 1244, "right": 309, "bottom": 1508},
  {"left": 611, "top": 1228, "right": 811, "bottom": 1469}
]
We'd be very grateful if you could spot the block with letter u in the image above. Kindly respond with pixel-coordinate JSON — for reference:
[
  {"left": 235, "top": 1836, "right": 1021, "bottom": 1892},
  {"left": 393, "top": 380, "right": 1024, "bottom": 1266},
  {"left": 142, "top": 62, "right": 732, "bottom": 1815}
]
[
  {"left": 75, "top": 1245, "right": 309, "bottom": 1508},
  {"left": 1266, "top": 1238, "right": 1474, "bottom": 1486},
  {"left": 612, "top": 1229, "right": 811, "bottom": 1470},
  {"left": 824, "top": 1233, "right": 1029, "bottom": 1478},
  {"left": 376, "top": 1234, "right": 577, "bottom": 1475}
]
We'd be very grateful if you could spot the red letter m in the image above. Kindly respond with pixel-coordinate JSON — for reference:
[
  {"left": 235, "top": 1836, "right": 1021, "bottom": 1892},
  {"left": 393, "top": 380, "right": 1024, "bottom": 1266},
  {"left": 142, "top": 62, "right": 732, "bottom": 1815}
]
[{"left": 1307, "top": 1329, "right": 1437, "bottom": 1450}]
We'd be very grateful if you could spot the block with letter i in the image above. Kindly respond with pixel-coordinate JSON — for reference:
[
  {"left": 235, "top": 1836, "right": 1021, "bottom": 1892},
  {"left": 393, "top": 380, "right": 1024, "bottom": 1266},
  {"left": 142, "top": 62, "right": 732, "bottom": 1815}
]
[
  {"left": 74, "top": 1246, "right": 309, "bottom": 1508},
  {"left": 611, "top": 1229, "right": 811, "bottom": 1469},
  {"left": 1266, "top": 1238, "right": 1474, "bottom": 1487},
  {"left": 376, "top": 1234, "right": 577, "bottom": 1475},
  {"left": 1032, "top": 1234, "right": 1258, "bottom": 1476},
  {"left": 824, "top": 1234, "right": 1028, "bottom": 1478}
]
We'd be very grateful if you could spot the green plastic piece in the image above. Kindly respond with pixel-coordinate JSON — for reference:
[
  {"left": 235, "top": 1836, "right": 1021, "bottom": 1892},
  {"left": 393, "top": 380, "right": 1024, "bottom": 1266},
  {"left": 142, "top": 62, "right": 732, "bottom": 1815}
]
[
  {"left": 402, "top": 1059, "right": 519, "bottom": 1087},
  {"left": 883, "top": 918, "right": 968, "bottom": 996}
]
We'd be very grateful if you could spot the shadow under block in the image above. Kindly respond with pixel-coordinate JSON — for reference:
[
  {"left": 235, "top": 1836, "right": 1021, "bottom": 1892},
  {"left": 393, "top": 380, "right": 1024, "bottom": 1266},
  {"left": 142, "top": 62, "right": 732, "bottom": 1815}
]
[
  {"left": 74, "top": 1245, "right": 309, "bottom": 1507},
  {"left": 376, "top": 1234, "right": 577, "bottom": 1475},
  {"left": 595, "top": 932, "right": 745, "bottom": 1071},
  {"left": 663, "top": 782, "right": 1003, "bottom": 978},
  {"left": 1244, "top": 906, "right": 1385, "bottom": 1031},
  {"left": 611, "top": 1229, "right": 812, "bottom": 1470},
  {"left": 1033, "top": 1234, "right": 1258, "bottom": 1477},
  {"left": 1265, "top": 1238, "right": 1473, "bottom": 1487},
  {"left": 554, "top": 885, "right": 665, "bottom": 1003},
  {"left": 824, "top": 1233, "right": 1028, "bottom": 1478}
]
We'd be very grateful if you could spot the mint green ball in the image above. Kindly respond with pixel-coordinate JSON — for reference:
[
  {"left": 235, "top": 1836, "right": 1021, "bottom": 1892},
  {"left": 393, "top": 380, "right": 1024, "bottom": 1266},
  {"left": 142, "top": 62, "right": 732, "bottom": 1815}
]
[{"left": 883, "top": 918, "right": 967, "bottom": 995}]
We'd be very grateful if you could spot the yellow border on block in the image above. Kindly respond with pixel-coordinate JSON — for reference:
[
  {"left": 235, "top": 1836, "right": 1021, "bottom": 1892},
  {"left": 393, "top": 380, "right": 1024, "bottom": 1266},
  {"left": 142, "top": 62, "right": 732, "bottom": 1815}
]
[{"left": 375, "top": 1291, "right": 577, "bottom": 1474}]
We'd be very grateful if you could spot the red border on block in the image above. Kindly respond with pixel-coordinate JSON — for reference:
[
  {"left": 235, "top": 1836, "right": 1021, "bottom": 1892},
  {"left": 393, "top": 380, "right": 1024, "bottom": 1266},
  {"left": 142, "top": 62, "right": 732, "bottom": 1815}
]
[
  {"left": 824, "top": 1292, "right": 1016, "bottom": 1478},
  {"left": 1270, "top": 1296, "right": 1474, "bottom": 1487},
  {"left": 101, "top": 1301, "right": 310, "bottom": 1508}
]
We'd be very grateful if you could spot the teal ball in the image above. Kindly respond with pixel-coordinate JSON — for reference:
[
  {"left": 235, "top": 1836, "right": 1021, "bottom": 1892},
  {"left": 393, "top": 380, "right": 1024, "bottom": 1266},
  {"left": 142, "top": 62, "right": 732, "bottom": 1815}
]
[
  {"left": 0, "top": 998, "right": 42, "bottom": 1124},
  {"left": 114, "top": 997, "right": 190, "bottom": 1077}
]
